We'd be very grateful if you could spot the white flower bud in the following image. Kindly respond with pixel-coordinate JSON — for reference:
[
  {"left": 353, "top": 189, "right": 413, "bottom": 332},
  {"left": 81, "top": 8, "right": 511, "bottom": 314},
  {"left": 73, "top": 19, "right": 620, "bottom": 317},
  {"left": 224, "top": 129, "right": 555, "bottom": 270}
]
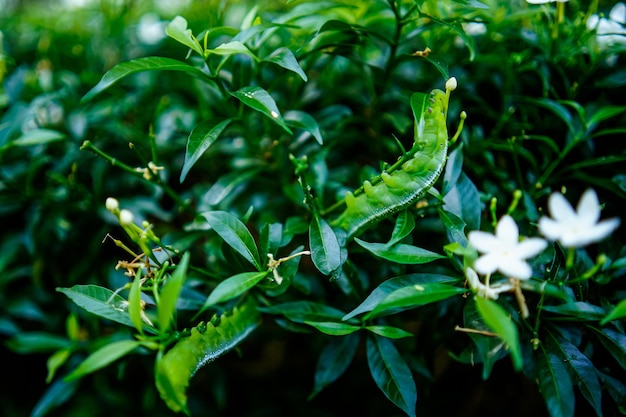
[
  {"left": 445, "top": 77, "right": 458, "bottom": 92},
  {"left": 105, "top": 197, "right": 119, "bottom": 211},
  {"left": 119, "top": 209, "right": 134, "bottom": 225}
]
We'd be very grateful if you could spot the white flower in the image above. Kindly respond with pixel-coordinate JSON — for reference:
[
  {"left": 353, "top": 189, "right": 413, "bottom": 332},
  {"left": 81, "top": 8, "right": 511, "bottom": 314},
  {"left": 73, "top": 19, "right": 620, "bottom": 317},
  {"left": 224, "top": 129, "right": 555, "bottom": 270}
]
[
  {"left": 105, "top": 197, "right": 119, "bottom": 211},
  {"left": 587, "top": 3, "right": 626, "bottom": 49},
  {"left": 538, "top": 189, "right": 620, "bottom": 247},
  {"left": 468, "top": 215, "right": 548, "bottom": 280},
  {"left": 465, "top": 268, "right": 514, "bottom": 300},
  {"left": 445, "top": 77, "right": 458, "bottom": 92},
  {"left": 119, "top": 209, "right": 134, "bottom": 226}
]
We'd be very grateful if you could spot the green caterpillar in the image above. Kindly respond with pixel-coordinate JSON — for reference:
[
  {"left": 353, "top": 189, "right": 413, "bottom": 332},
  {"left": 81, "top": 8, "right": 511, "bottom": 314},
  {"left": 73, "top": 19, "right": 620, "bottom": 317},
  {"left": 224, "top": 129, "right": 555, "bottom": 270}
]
[{"left": 330, "top": 83, "right": 453, "bottom": 241}]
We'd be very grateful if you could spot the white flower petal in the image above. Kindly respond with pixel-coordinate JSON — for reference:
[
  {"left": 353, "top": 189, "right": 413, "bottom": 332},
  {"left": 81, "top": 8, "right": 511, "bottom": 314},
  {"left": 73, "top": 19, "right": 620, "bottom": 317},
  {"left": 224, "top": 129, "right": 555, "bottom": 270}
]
[
  {"left": 561, "top": 218, "right": 620, "bottom": 247},
  {"left": 468, "top": 231, "right": 502, "bottom": 253},
  {"left": 610, "top": 2, "right": 626, "bottom": 24},
  {"left": 548, "top": 192, "right": 577, "bottom": 224},
  {"left": 513, "top": 238, "right": 548, "bottom": 259},
  {"left": 500, "top": 259, "right": 533, "bottom": 280},
  {"left": 576, "top": 189, "right": 601, "bottom": 225},
  {"left": 538, "top": 217, "right": 565, "bottom": 241},
  {"left": 474, "top": 253, "right": 501, "bottom": 275},
  {"left": 495, "top": 215, "right": 520, "bottom": 246}
]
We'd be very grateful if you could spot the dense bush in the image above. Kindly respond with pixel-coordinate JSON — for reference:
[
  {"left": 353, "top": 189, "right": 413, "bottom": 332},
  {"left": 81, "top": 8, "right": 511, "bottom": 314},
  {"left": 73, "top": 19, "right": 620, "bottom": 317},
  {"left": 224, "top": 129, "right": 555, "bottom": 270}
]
[{"left": 1, "top": 1, "right": 625, "bottom": 416}]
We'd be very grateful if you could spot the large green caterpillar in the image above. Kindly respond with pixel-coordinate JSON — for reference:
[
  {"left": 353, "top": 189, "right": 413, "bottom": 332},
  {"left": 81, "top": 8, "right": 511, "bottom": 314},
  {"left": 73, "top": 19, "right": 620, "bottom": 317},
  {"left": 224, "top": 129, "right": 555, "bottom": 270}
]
[{"left": 330, "top": 82, "right": 453, "bottom": 241}]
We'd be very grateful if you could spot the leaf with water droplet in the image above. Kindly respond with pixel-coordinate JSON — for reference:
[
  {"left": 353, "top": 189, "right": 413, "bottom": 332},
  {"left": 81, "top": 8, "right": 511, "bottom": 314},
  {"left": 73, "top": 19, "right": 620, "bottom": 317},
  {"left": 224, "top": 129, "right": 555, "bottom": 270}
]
[
  {"left": 231, "top": 86, "right": 292, "bottom": 133},
  {"left": 155, "top": 297, "right": 261, "bottom": 415}
]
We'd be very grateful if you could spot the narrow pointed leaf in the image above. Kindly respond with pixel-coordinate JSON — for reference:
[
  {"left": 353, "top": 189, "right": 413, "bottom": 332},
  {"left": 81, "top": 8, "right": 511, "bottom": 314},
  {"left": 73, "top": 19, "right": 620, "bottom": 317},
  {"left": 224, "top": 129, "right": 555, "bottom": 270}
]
[
  {"left": 590, "top": 327, "right": 626, "bottom": 371},
  {"left": 201, "top": 211, "right": 262, "bottom": 270},
  {"left": 537, "top": 347, "right": 575, "bottom": 417},
  {"left": 309, "top": 333, "right": 360, "bottom": 399},
  {"left": 474, "top": 296, "right": 522, "bottom": 371},
  {"left": 64, "top": 340, "right": 142, "bottom": 382},
  {"left": 387, "top": 210, "right": 415, "bottom": 246},
  {"left": 284, "top": 110, "right": 323, "bottom": 144},
  {"left": 463, "top": 300, "right": 507, "bottom": 379},
  {"left": 263, "top": 48, "right": 308, "bottom": 81},
  {"left": 82, "top": 57, "right": 211, "bottom": 102},
  {"left": 303, "top": 321, "right": 360, "bottom": 336},
  {"left": 201, "top": 169, "right": 259, "bottom": 207},
  {"left": 165, "top": 16, "right": 204, "bottom": 56},
  {"left": 365, "top": 325, "right": 413, "bottom": 339},
  {"left": 354, "top": 239, "right": 445, "bottom": 264},
  {"left": 208, "top": 41, "right": 258, "bottom": 60},
  {"left": 260, "top": 301, "right": 347, "bottom": 323},
  {"left": 156, "top": 298, "right": 260, "bottom": 414},
  {"left": 309, "top": 215, "right": 341, "bottom": 275},
  {"left": 230, "top": 86, "right": 292, "bottom": 133},
  {"left": 128, "top": 271, "right": 144, "bottom": 334},
  {"left": 180, "top": 118, "right": 233, "bottom": 183},
  {"left": 601, "top": 299, "right": 626, "bottom": 325},
  {"left": 366, "top": 335, "right": 417, "bottom": 417},
  {"left": 157, "top": 253, "right": 189, "bottom": 333},
  {"left": 203, "top": 271, "right": 268, "bottom": 308}
]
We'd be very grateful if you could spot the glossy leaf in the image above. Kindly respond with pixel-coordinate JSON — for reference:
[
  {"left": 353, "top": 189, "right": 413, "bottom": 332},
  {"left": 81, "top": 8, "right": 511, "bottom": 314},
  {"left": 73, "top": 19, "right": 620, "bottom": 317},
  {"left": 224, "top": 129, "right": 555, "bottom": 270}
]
[
  {"left": 364, "top": 282, "right": 467, "bottom": 320},
  {"left": 64, "top": 339, "right": 142, "bottom": 382},
  {"left": 180, "top": 118, "right": 233, "bottom": 183},
  {"left": 354, "top": 239, "right": 445, "bottom": 264},
  {"left": 600, "top": 298, "right": 626, "bottom": 325},
  {"left": 230, "top": 86, "right": 292, "bottom": 133},
  {"left": 542, "top": 302, "right": 606, "bottom": 321},
  {"left": 474, "top": 296, "right": 522, "bottom": 371},
  {"left": 57, "top": 285, "right": 155, "bottom": 332},
  {"left": 303, "top": 321, "right": 361, "bottom": 336},
  {"left": 463, "top": 300, "right": 507, "bottom": 379},
  {"left": 366, "top": 335, "right": 417, "bottom": 417},
  {"left": 284, "top": 110, "right": 323, "bottom": 144},
  {"left": 260, "top": 301, "right": 347, "bottom": 323},
  {"left": 309, "top": 333, "right": 360, "bottom": 399},
  {"left": 344, "top": 273, "right": 459, "bottom": 320},
  {"left": 201, "top": 211, "right": 262, "bottom": 271},
  {"left": 156, "top": 297, "right": 260, "bottom": 414},
  {"left": 365, "top": 325, "right": 413, "bottom": 339},
  {"left": 590, "top": 327, "right": 626, "bottom": 371},
  {"left": 208, "top": 41, "right": 257, "bottom": 60},
  {"left": 157, "top": 253, "right": 189, "bottom": 333},
  {"left": 201, "top": 169, "right": 259, "bottom": 207},
  {"left": 537, "top": 347, "right": 575, "bottom": 417},
  {"left": 263, "top": 48, "right": 308, "bottom": 81},
  {"left": 387, "top": 209, "right": 415, "bottom": 246},
  {"left": 82, "top": 57, "right": 211, "bottom": 102},
  {"left": 165, "top": 16, "right": 204, "bottom": 56},
  {"left": 309, "top": 214, "right": 341, "bottom": 275},
  {"left": 203, "top": 271, "right": 268, "bottom": 308},
  {"left": 31, "top": 378, "right": 79, "bottom": 417}
]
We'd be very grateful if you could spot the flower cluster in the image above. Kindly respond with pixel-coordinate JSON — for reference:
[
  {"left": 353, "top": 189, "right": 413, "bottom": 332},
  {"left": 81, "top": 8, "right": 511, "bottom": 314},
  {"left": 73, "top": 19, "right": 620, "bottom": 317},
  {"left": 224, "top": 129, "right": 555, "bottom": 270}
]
[{"left": 466, "top": 189, "right": 620, "bottom": 302}]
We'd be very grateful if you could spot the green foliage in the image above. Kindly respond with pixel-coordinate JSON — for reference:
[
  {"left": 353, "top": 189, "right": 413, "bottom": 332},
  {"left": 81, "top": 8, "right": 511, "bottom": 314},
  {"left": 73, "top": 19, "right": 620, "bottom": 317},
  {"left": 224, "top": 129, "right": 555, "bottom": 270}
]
[{"left": 1, "top": 0, "right": 625, "bottom": 416}]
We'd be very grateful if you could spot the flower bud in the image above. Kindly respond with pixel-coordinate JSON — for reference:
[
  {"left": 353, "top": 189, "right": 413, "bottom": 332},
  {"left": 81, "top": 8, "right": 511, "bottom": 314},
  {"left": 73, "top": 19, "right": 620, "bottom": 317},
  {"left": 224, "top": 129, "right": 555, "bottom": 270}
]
[
  {"left": 119, "top": 209, "right": 134, "bottom": 225},
  {"left": 105, "top": 197, "right": 119, "bottom": 211},
  {"left": 445, "top": 77, "right": 458, "bottom": 91}
]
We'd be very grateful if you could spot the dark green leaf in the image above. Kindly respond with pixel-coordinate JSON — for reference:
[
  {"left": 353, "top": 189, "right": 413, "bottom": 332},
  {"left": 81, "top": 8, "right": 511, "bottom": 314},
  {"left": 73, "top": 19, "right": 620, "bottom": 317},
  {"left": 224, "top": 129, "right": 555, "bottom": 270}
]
[
  {"left": 201, "top": 211, "right": 262, "bottom": 270},
  {"left": 475, "top": 296, "right": 522, "bottom": 371},
  {"left": 309, "top": 333, "right": 360, "bottom": 399},
  {"left": 365, "top": 325, "right": 413, "bottom": 339},
  {"left": 542, "top": 302, "right": 606, "bottom": 321},
  {"left": 180, "top": 118, "right": 233, "bottom": 183},
  {"left": 537, "top": 347, "right": 575, "bottom": 417},
  {"left": 201, "top": 169, "right": 259, "bottom": 207},
  {"left": 31, "top": 378, "right": 79, "bottom": 417},
  {"left": 82, "top": 57, "right": 211, "bottom": 102},
  {"left": 6, "top": 332, "right": 72, "bottom": 354},
  {"left": 230, "top": 86, "right": 292, "bottom": 133},
  {"left": 309, "top": 214, "right": 341, "bottom": 275},
  {"left": 284, "top": 110, "right": 323, "bottom": 144},
  {"left": 203, "top": 271, "right": 268, "bottom": 308},
  {"left": 590, "top": 327, "right": 626, "bottom": 371},
  {"left": 303, "top": 321, "right": 361, "bottom": 336},
  {"left": 64, "top": 340, "right": 142, "bottom": 382},
  {"left": 463, "top": 300, "right": 508, "bottom": 379},
  {"left": 387, "top": 209, "right": 415, "bottom": 246},
  {"left": 366, "top": 335, "right": 417, "bottom": 417},
  {"left": 354, "top": 239, "right": 445, "bottom": 264},
  {"left": 157, "top": 253, "right": 189, "bottom": 333},
  {"left": 259, "top": 301, "right": 347, "bottom": 323}
]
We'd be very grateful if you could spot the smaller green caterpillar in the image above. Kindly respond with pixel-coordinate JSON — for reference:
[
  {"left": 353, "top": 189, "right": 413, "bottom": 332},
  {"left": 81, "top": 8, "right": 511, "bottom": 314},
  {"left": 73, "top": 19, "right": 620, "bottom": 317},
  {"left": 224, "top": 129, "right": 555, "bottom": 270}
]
[{"left": 330, "top": 82, "right": 453, "bottom": 240}]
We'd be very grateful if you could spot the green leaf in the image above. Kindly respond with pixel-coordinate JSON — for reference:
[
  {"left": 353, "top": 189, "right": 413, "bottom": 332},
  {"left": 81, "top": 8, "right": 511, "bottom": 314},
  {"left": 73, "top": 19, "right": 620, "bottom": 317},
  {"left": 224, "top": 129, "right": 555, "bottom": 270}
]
[
  {"left": 157, "top": 253, "right": 189, "bottom": 333},
  {"left": 57, "top": 285, "right": 155, "bottom": 332},
  {"left": 260, "top": 301, "right": 347, "bottom": 323},
  {"left": 165, "top": 15, "right": 204, "bottom": 56},
  {"left": 365, "top": 325, "right": 413, "bottom": 339},
  {"left": 547, "top": 332, "right": 603, "bottom": 417},
  {"left": 387, "top": 209, "right": 415, "bottom": 246},
  {"left": 201, "top": 169, "right": 260, "bottom": 207},
  {"left": 366, "top": 335, "right": 417, "bottom": 417},
  {"left": 203, "top": 271, "right": 268, "bottom": 308},
  {"left": 590, "top": 327, "right": 626, "bottom": 371},
  {"left": 128, "top": 270, "right": 144, "bottom": 334},
  {"left": 263, "top": 47, "right": 308, "bottom": 81},
  {"left": 410, "top": 92, "right": 428, "bottom": 137},
  {"left": 30, "top": 378, "right": 79, "bottom": 417},
  {"left": 343, "top": 273, "right": 459, "bottom": 320},
  {"left": 46, "top": 348, "right": 72, "bottom": 383},
  {"left": 230, "top": 86, "right": 292, "bottom": 133},
  {"left": 201, "top": 211, "right": 262, "bottom": 270},
  {"left": 180, "top": 118, "right": 233, "bottom": 183},
  {"left": 588, "top": 105, "right": 626, "bottom": 128},
  {"left": 6, "top": 332, "right": 72, "bottom": 354},
  {"left": 10, "top": 129, "right": 66, "bottom": 147},
  {"left": 474, "top": 296, "right": 522, "bottom": 371},
  {"left": 309, "top": 214, "right": 341, "bottom": 275},
  {"left": 284, "top": 110, "right": 323, "bottom": 144},
  {"left": 601, "top": 298, "right": 626, "bottom": 325},
  {"left": 156, "top": 297, "right": 260, "bottom": 414},
  {"left": 309, "top": 333, "right": 360, "bottom": 399},
  {"left": 536, "top": 347, "right": 575, "bottom": 417},
  {"left": 64, "top": 339, "right": 142, "bottom": 382},
  {"left": 438, "top": 209, "right": 467, "bottom": 246},
  {"left": 303, "top": 321, "right": 361, "bottom": 336},
  {"left": 542, "top": 302, "right": 606, "bottom": 321},
  {"left": 364, "top": 282, "right": 467, "bottom": 320},
  {"left": 463, "top": 300, "right": 507, "bottom": 379},
  {"left": 208, "top": 41, "right": 257, "bottom": 60},
  {"left": 354, "top": 239, "right": 445, "bottom": 264},
  {"left": 81, "top": 57, "right": 211, "bottom": 102}
]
